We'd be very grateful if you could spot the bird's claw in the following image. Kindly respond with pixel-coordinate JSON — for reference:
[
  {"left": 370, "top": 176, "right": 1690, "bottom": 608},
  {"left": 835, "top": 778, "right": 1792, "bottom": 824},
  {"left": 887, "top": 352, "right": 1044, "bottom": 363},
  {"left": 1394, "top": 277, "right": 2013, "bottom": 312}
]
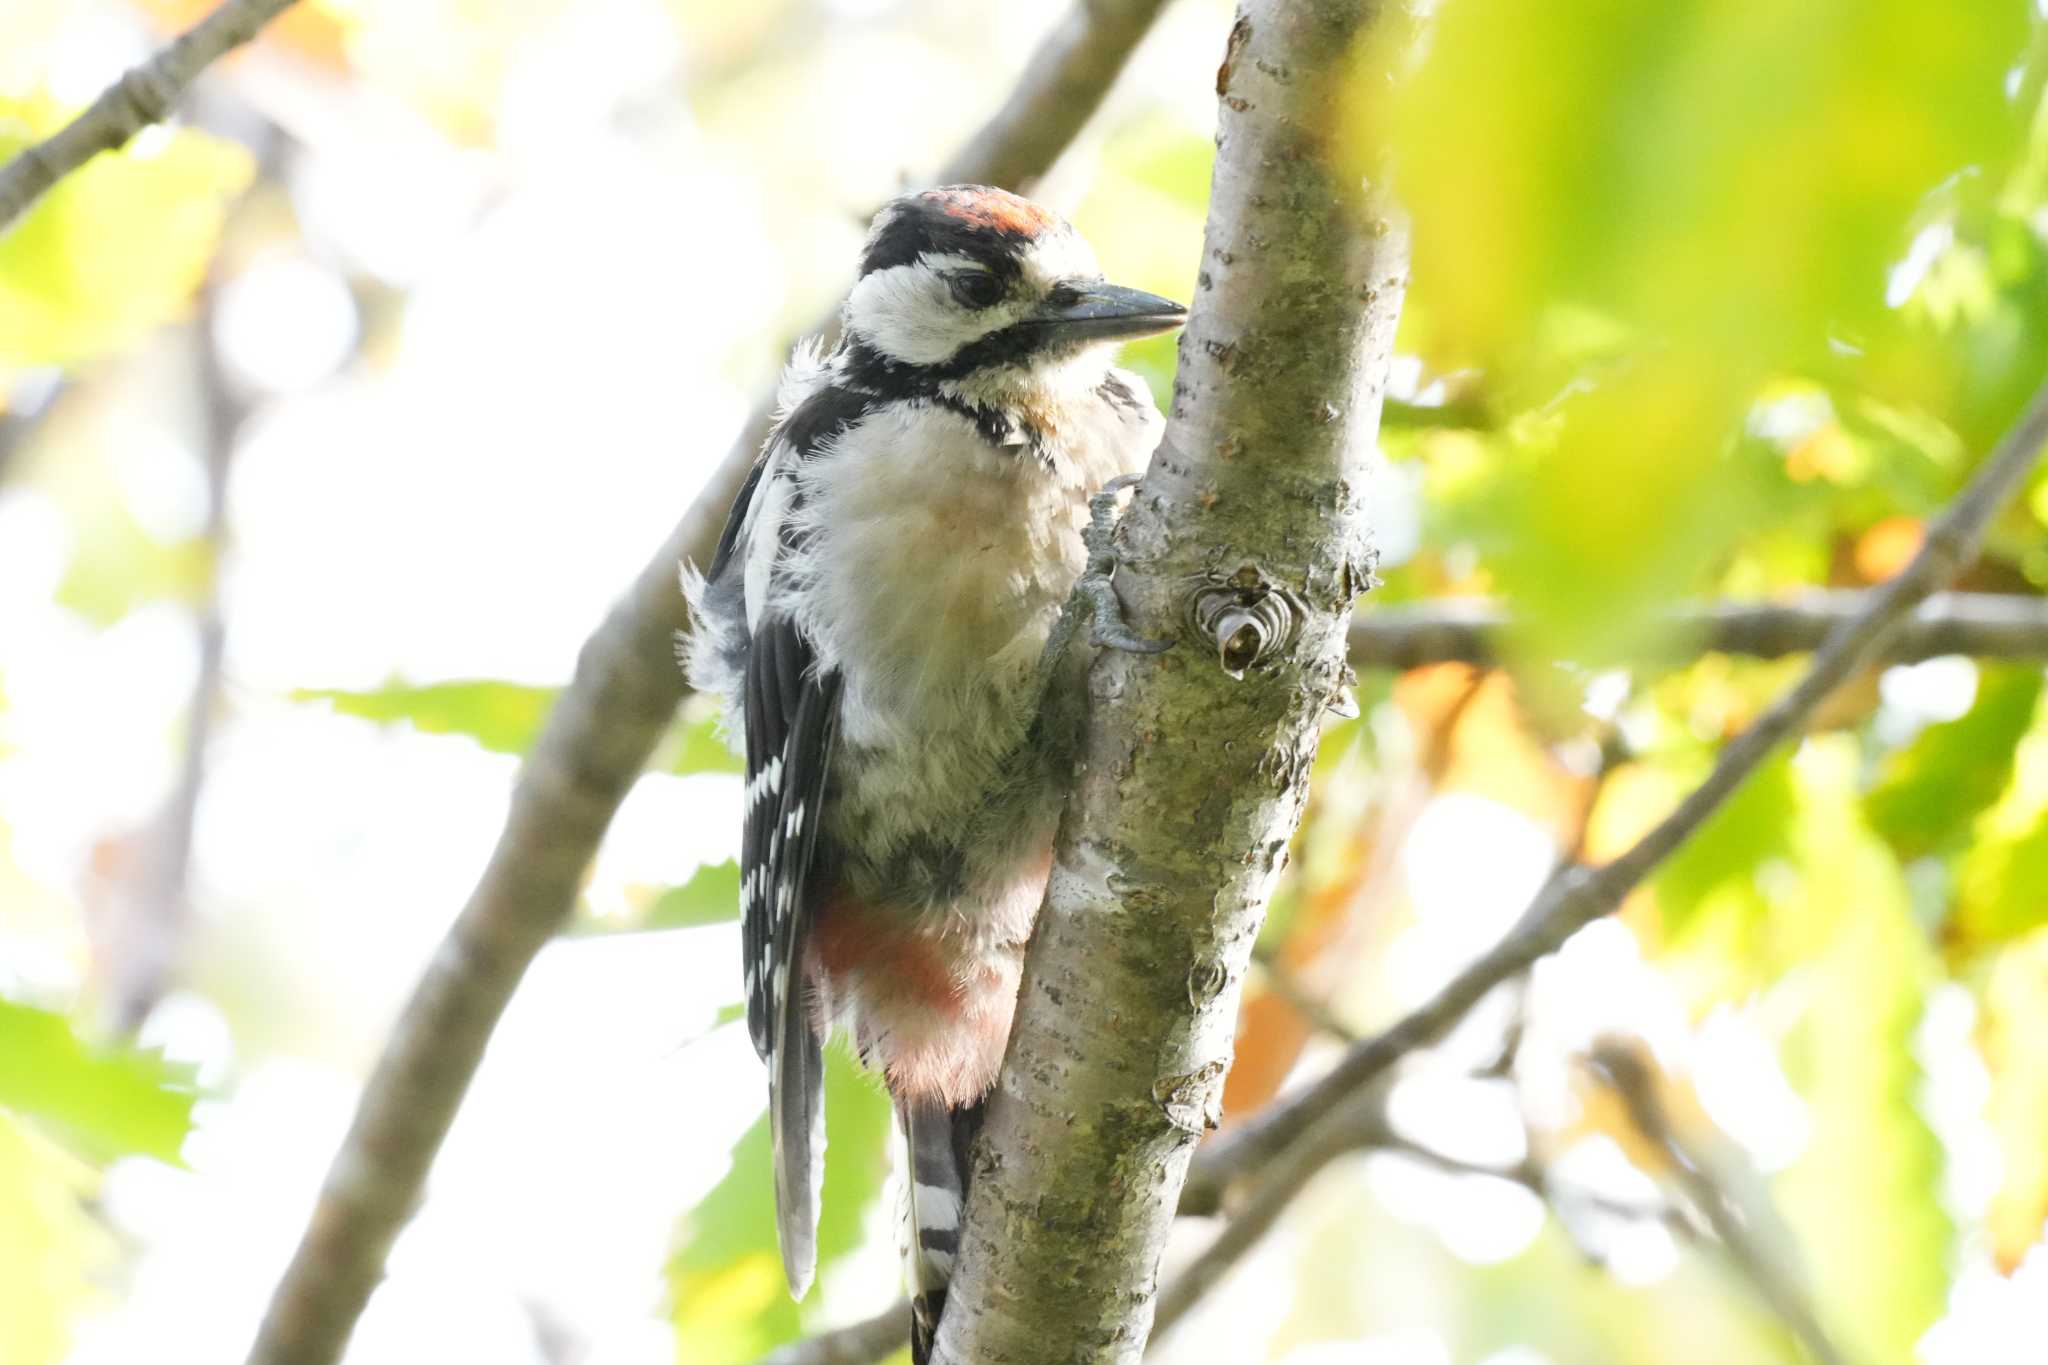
[{"left": 1082, "top": 476, "right": 1175, "bottom": 654}]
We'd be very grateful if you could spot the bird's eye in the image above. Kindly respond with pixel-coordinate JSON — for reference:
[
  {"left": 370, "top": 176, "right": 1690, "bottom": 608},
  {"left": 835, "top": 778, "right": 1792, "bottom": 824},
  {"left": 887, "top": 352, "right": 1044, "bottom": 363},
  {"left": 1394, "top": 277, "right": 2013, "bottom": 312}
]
[{"left": 949, "top": 272, "right": 1003, "bottom": 309}]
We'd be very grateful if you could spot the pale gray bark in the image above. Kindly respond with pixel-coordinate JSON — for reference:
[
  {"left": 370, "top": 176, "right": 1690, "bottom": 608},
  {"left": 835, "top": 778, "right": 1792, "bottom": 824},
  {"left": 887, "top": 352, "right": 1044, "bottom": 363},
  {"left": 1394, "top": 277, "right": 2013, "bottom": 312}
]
[
  {"left": 934, "top": 2, "right": 1414, "bottom": 1360},
  {"left": 0, "top": 0, "right": 299, "bottom": 233}
]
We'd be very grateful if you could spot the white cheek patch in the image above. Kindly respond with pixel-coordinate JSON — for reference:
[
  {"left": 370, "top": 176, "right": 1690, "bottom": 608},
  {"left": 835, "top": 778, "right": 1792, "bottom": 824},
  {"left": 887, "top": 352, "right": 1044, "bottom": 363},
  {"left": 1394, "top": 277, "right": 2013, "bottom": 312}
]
[{"left": 847, "top": 263, "right": 1001, "bottom": 366}]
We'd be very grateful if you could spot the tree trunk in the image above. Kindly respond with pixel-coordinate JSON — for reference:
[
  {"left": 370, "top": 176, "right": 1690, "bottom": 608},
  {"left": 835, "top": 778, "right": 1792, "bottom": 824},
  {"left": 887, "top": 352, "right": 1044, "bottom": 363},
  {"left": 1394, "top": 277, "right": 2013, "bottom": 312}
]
[{"left": 936, "top": 1, "right": 1413, "bottom": 1359}]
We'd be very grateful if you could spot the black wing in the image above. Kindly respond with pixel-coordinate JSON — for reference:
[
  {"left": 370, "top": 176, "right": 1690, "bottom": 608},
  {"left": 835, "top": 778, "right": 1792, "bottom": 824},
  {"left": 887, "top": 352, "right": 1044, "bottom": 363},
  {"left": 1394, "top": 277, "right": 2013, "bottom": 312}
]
[
  {"left": 743, "top": 613, "right": 840, "bottom": 1297},
  {"left": 732, "top": 380, "right": 875, "bottom": 1297},
  {"left": 707, "top": 456, "right": 766, "bottom": 583}
]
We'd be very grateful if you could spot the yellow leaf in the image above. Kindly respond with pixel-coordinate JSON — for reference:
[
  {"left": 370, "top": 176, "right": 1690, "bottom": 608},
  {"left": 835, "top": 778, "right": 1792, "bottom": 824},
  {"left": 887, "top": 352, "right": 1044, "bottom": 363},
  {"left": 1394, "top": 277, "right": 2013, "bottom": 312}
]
[
  {"left": 0, "top": 94, "right": 253, "bottom": 367},
  {"left": 1981, "top": 931, "right": 2048, "bottom": 1273}
]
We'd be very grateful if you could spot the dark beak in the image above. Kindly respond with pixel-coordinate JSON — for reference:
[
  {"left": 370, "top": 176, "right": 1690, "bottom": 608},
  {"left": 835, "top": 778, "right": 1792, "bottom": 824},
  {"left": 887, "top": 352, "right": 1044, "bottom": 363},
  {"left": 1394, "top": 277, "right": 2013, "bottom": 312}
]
[{"left": 1030, "top": 282, "right": 1187, "bottom": 344}]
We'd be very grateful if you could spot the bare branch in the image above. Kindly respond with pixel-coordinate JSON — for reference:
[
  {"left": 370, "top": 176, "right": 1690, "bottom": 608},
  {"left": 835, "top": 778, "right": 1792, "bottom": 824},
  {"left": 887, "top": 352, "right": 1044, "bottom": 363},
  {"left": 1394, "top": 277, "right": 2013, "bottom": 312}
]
[
  {"left": 936, "top": 1, "right": 1414, "bottom": 1358},
  {"left": 757, "top": 1303, "right": 911, "bottom": 1365},
  {"left": 1365, "top": 1131, "right": 1690, "bottom": 1239},
  {"left": 1183, "top": 372, "right": 2048, "bottom": 1217},
  {"left": 1349, "top": 590, "right": 2048, "bottom": 671},
  {"left": 1588, "top": 1042, "right": 1844, "bottom": 1365},
  {"left": 0, "top": 0, "right": 298, "bottom": 234},
  {"left": 243, "top": 6, "right": 1177, "bottom": 1363},
  {"left": 1154, "top": 1090, "right": 1693, "bottom": 1343}
]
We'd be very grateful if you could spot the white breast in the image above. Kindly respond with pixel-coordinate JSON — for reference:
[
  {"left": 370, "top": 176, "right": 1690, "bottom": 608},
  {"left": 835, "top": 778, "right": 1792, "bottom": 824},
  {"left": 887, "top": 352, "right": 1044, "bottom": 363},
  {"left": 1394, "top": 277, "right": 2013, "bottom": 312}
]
[{"left": 774, "top": 373, "right": 1160, "bottom": 868}]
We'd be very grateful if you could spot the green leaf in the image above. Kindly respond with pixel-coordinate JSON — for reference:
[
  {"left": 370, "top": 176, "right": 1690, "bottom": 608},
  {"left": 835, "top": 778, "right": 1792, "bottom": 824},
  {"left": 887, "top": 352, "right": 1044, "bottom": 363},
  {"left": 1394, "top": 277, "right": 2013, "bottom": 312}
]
[
  {"left": 574, "top": 860, "right": 740, "bottom": 936},
  {"left": 1867, "top": 665, "right": 2043, "bottom": 860},
  {"left": 298, "top": 681, "right": 748, "bottom": 775},
  {"left": 1956, "top": 805, "right": 2048, "bottom": 946},
  {"left": 1650, "top": 752, "right": 1799, "bottom": 944},
  {"left": 1443, "top": 356, "right": 1776, "bottom": 664},
  {"left": 668, "top": 699, "right": 744, "bottom": 776},
  {"left": 293, "top": 679, "right": 558, "bottom": 755},
  {"left": 1386, "top": 0, "right": 2031, "bottom": 373},
  {"left": 1953, "top": 690, "right": 2048, "bottom": 947},
  {"left": 641, "top": 860, "right": 741, "bottom": 930},
  {"left": 0, "top": 94, "right": 254, "bottom": 367},
  {"left": 0, "top": 997, "right": 197, "bottom": 1164},
  {"left": 670, "top": 1045, "right": 894, "bottom": 1362},
  {"left": 1376, "top": 1, "right": 2031, "bottom": 660}
]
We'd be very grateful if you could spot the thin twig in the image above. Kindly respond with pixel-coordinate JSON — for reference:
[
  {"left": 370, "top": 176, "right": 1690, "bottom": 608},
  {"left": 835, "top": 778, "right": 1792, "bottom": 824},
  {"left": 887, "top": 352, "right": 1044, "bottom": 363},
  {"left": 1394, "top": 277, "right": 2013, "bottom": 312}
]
[
  {"left": 106, "top": 275, "right": 240, "bottom": 1032},
  {"left": 1366, "top": 1131, "right": 1691, "bottom": 1240},
  {"left": 1182, "top": 373, "right": 2048, "bottom": 1217},
  {"left": 244, "top": 5, "right": 1177, "bottom": 1363},
  {"left": 1348, "top": 590, "right": 2048, "bottom": 671},
  {"left": 0, "top": 0, "right": 299, "bottom": 234},
  {"left": 1154, "top": 1090, "right": 1700, "bottom": 1344},
  {"left": 0, "top": 378, "right": 65, "bottom": 486},
  {"left": 757, "top": 1302, "right": 911, "bottom": 1365},
  {"left": 1589, "top": 1042, "right": 1844, "bottom": 1365}
]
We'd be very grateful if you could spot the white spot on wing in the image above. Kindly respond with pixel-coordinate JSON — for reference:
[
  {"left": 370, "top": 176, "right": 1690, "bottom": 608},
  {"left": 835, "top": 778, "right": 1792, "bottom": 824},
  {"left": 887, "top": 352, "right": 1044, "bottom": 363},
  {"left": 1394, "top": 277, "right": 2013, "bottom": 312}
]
[
  {"left": 743, "top": 469, "right": 795, "bottom": 632},
  {"left": 913, "top": 1181, "right": 962, "bottom": 1231}
]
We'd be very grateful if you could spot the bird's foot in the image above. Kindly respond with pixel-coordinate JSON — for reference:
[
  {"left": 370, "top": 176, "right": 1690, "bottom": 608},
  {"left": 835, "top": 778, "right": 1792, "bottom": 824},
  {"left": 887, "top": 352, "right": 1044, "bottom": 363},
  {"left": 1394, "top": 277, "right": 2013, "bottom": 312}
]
[{"left": 1081, "top": 476, "right": 1174, "bottom": 655}]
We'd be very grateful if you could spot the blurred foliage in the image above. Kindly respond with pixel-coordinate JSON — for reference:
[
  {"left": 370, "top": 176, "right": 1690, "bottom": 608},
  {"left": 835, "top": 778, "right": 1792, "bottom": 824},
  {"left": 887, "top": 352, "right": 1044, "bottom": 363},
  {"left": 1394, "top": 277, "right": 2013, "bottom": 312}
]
[
  {"left": 293, "top": 678, "right": 561, "bottom": 756},
  {"left": 1867, "top": 665, "right": 2042, "bottom": 859},
  {"left": 0, "top": 998, "right": 196, "bottom": 1165},
  {"left": 1981, "top": 931, "right": 2048, "bottom": 1273},
  {"left": 669, "top": 1044, "right": 892, "bottom": 1363},
  {"left": 575, "top": 859, "right": 740, "bottom": 935},
  {"left": 4, "top": 0, "right": 2048, "bottom": 1362},
  {"left": 1771, "top": 745, "right": 1949, "bottom": 1364},
  {"left": 1376, "top": 0, "right": 2042, "bottom": 663},
  {"left": 296, "top": 680, "right": 742, "bottom": 773},
  {"left": 0, "top": 94, "right": 250, "bottom": 370},
  {"left": 0, "top": 1116, "right": 102, "bottom": 1365}
]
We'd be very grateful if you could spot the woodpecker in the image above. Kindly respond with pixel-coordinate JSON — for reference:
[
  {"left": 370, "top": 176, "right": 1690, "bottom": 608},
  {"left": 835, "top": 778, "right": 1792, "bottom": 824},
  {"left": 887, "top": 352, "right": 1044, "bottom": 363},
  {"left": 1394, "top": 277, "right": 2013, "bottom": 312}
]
[{"left": 680, "top": 184, "right": 1184, "bottom": 1359}]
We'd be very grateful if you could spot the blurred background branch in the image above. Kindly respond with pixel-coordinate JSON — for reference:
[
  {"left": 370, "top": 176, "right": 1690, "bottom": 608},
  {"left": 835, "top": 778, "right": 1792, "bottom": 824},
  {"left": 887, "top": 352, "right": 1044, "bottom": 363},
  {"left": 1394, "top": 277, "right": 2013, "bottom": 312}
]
[
  {"left": 0, "top": 0, "right": 299, "bottom": 232},
  {"left": 1349, "top": 592, "right": 2048, "bottom": 670},
  {"left": 1587, "top": 1040, "right": 1845, "bottom": 1365},
  {"left": 755, "top": 1302, "right": 911, "bottom": 1365}
]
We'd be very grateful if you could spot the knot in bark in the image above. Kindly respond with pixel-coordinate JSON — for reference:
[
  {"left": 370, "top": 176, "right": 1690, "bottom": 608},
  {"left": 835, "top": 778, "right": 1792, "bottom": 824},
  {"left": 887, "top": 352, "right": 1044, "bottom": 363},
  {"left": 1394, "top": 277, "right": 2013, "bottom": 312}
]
[{"left": 1190, "top": 566, "right": 1305, "bottom": 679}]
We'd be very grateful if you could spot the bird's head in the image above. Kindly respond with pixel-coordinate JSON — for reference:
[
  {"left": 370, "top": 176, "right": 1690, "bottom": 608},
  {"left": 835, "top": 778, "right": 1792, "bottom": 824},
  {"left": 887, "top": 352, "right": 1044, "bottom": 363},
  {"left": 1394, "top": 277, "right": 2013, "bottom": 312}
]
[{"left": 843, "top": 185, "right": 1185, "bottom": 401}]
